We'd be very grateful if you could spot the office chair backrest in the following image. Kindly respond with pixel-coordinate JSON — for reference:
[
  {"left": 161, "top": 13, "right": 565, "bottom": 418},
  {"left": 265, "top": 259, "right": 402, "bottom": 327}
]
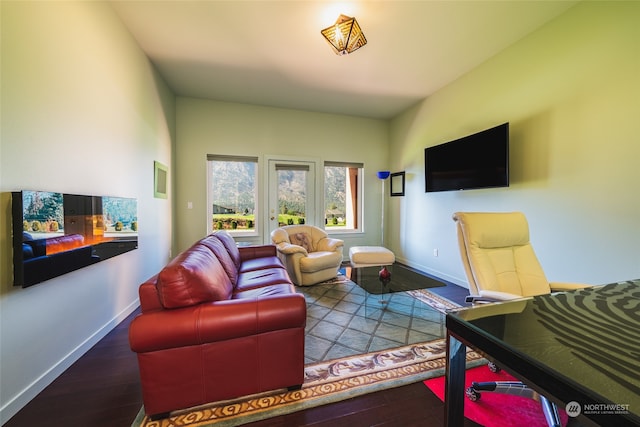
[{"left": 453, "top": 212, "right": 552, "bottom": 298}]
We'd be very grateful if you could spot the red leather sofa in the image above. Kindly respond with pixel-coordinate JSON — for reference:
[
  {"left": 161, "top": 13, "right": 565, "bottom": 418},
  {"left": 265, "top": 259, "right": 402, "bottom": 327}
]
[{"left": 129, "top": 231, "right": 306, "bottom": 418}]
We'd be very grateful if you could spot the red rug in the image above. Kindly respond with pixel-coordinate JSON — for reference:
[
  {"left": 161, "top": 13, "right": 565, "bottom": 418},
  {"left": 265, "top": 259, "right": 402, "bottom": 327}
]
[{"left": 424, "top": 365, "right": 569, "bottom": 427}]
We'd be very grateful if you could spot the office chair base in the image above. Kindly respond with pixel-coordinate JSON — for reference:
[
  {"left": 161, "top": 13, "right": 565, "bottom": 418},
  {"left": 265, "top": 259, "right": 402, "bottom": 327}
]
[
  {"left": 466, "top": 382, "right": 562, "bottom": 427},
  {"left": 466, "top": 381, "right": 536, "bottom": 401}
]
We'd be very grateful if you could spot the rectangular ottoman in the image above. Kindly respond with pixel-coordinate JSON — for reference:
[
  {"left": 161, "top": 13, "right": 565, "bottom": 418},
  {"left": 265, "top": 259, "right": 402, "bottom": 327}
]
[{"left": 349, "top": 246, "right": 395, "bottom": 268}]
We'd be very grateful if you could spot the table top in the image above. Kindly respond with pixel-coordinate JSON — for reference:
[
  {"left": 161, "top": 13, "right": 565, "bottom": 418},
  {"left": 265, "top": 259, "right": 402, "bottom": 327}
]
[{"left": 446, "top": 279, "right": 640, "bottom": 423}]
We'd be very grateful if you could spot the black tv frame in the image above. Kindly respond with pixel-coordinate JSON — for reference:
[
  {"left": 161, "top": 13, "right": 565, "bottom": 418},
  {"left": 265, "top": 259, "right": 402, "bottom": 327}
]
[{"left": 425, "top": 123, "right": 509, "bottom": 193}]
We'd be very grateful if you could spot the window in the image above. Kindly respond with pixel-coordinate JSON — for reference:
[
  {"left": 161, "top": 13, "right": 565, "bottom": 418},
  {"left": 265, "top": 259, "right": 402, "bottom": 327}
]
[
  {"left": 275, "top": 162, "right": 311, "bottom": 226},
  {"left": 207, "top": 155, "right": 258, "bottom": 235},
  {"left": 324, "top": 161, "right": 363, "bottom": 232}
]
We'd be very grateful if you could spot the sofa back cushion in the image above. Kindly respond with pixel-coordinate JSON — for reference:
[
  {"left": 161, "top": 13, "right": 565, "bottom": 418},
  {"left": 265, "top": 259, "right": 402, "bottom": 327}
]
[
  {"left": 156, "top": 243, "right": 233, "bottom": 309},
  {"left": 199, "top": 235, "right": 239, "bottom": 286},
  {"left": 213, "top": 231, "right": 241, "bottom": 268}
]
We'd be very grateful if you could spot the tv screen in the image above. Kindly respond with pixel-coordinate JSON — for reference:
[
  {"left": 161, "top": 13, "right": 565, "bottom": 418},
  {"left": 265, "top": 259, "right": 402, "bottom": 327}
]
[
  {"left": 12, "top": 190, "right": 138, "bottom": 287},
  {"left": 425, "top": 123, "right": 509, "bottom": 192}
]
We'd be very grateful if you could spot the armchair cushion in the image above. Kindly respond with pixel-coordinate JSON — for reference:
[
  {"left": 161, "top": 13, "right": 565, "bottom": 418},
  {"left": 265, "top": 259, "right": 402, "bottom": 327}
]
[
  {"left": 316, "top": 236, "right": 343, "bottom": 252},
  {"left": 274, "top": 241, "right": 308, "bottom": 256},
  {"left": 290, "top": 232, "right": 313, "bottom": 252},
  {"left": 300, "top": 251, "right": 343, "bottom": 272}
]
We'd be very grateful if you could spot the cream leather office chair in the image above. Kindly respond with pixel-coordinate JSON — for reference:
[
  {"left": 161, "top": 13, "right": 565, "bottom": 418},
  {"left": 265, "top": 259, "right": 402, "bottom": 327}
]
[
  {"left": 271, "top": 225, "right": 343, "bottom": 286},
  {"left": 454, "top": 211, "right": 587, "bottom": 303},
  {"left": 453, "top": 211, "right": 590, "bottom": 427}
]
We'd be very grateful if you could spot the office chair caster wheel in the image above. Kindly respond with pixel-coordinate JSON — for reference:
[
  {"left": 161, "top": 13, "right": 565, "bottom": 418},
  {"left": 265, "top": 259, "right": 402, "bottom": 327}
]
[
  {"left": 488, "top": 362, "right": 501, "bottom": 373},
  {"left": 465, "top": 386, "right": 481, "bottom": 401}
]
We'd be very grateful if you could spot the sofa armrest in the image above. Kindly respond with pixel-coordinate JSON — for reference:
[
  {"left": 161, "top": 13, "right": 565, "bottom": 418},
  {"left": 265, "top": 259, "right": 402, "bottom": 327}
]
[
  {"left": 316, "top": 237, "right": 344, "bottom": 252},
  {"left": 129, "top": 293, "right": 306, "bottom": 353},
  {"left": 138, "top": 278, "right": 163, "bottom": 313},
  {"left": 275, "top": 242, "right": 308, "bottom": 256},
  {"left": 239, "top": 244, "right": 277, "bottom": 261}
]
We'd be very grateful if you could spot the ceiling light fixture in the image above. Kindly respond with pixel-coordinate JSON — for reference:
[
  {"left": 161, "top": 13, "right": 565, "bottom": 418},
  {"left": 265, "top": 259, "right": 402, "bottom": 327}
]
[{"left": 321, "top": 14, "right": 367, "bottom": 55}]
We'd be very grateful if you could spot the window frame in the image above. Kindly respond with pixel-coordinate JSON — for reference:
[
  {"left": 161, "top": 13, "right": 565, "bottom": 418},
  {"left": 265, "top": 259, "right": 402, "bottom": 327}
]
[
  {"left": 206, "top": 155, "right": 260, "bottom": 237},
  {"left": 323, "top": 161, "right": 364, "bottom": 235}
]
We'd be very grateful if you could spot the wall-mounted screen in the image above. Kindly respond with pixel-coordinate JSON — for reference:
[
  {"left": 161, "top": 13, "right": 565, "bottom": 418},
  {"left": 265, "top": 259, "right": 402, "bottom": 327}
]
[
  {"left": 425, "top": 123, "right": 509, "bottom": 192},
  {"left": 12, "top": 191, "right": 138, "bottom": 287}
]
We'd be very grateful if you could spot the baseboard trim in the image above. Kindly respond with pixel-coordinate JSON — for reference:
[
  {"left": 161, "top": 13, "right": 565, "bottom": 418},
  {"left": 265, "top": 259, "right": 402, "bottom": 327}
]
[
  {"left": 0, "top": 300, "right": 139, "bottom": 424},
  {"left": 392, "top": 256, "right": 469, "bottom": 289}
]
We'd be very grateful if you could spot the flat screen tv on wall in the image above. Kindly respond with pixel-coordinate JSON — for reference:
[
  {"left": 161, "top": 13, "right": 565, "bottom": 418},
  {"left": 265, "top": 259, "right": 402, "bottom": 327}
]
[
  {"left": 424, "top": 122, "right": 509, "bottom": 193},
  {"left": 12, "top": 191, "right": 138, "bottom": 287}
]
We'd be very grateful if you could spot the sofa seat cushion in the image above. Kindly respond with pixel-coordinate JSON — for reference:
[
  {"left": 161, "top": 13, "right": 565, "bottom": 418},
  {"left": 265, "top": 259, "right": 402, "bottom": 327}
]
[
  {"left": 236, "top": 268, "right": 292, "bottom": 292},
  {"left": 240, "top": 256, "right": 284, "bottom": 273},
  {"left": 131, "top": 293, "right": 305, "bottom": 353},
  {"left": 299, "top": 251, "right": 343, "bottom": 273},
  {"left": 157, "top": 244, "right": 233, "bottom": 309},
  {"left": 233, "top": 283, "right": 297, "bottom": 299}
]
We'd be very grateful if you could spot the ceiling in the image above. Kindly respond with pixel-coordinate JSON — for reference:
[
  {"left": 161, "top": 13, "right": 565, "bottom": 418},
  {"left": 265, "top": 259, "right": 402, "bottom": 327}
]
[{"left": 110, "top": 1, "right": 577, "bottom": 120}]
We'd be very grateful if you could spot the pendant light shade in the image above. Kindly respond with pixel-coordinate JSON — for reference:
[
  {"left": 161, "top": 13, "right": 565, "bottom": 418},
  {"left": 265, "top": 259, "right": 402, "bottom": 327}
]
[{"left": 321, "top": 14, "right": 367, "bottom": 55}]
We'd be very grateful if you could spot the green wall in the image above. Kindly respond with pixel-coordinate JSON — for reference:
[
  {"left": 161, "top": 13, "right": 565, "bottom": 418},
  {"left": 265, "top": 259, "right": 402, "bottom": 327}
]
[
  {"left": 175, "top": 97, "right": 389, "bottom": 253},
  {"left": 388, "top": 1, "right": 640, "bottom": 285},
  {"left": 0, "top": 1, "right": 175, "bottom": 422}
]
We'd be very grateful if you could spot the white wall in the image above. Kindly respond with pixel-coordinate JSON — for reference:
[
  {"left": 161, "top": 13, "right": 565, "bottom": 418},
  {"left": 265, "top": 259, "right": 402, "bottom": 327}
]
[
  {"left": 0, "top": 2, "right": 175, "bottom": 423},
  {"left": 388, "top": 1, "right": 640, "bottom": 286},
  {"left": 175, "top": 98, "right": 389, "bottom": 253}
]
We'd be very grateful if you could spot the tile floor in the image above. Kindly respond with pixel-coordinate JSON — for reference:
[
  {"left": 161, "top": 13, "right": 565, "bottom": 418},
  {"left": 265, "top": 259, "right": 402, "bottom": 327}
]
[{"left": 298, "top": 277, "right": 446, "bottom": 364}]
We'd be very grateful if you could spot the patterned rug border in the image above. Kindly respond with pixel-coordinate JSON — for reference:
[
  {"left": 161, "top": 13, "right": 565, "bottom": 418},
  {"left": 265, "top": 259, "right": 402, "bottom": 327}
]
[
  {"left": 132, "top": 339, "right": 484, "bottom": 427},
  {"left": 406, "top": 288, "right": 461, "bottom": 313}
]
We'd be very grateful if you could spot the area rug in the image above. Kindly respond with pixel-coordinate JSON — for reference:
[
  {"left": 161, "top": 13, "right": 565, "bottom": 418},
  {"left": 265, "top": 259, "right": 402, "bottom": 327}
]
[
  {"left": 132, "top": 340, "right": 485, "bottom": 427},
  {"left": 424, "top": 365, "right": 569, "bottom": 427}
]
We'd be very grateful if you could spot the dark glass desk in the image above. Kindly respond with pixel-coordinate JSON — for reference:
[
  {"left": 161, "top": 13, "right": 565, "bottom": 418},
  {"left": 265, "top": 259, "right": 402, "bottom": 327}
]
[{"left": 445, "top": 280, "right": 640, "bottom": 427}]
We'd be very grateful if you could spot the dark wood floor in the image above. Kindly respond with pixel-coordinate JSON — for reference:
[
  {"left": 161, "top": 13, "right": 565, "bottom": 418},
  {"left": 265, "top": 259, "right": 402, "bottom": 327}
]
[{"left": 4, "top": 282, "right": 478, "bottom": 427}]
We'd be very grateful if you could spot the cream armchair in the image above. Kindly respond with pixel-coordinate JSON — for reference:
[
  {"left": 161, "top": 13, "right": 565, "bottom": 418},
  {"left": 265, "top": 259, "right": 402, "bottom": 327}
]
[{"left": 270, "top": 225, "right": 344, "bottom": 286}]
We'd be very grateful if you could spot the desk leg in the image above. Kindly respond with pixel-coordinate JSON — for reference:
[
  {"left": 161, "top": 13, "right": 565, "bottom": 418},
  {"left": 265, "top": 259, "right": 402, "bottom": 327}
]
[{"left": 445, "top": 332, "right": 466, "bottom": 427}]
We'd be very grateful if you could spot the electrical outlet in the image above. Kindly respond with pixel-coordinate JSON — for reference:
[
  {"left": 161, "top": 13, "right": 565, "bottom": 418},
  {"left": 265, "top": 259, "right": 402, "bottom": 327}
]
[{"left": 433, "top": 249, "right": 438, "bottom": 257}]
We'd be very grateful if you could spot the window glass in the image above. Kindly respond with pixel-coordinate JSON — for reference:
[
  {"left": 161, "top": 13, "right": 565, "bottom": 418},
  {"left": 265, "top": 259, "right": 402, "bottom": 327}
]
[
  {"left": 324, "top": 162, "right": 363, "bottom": 232},
  {"left": 276, "top": 164, "right": 309, "bottom": 226},
  {"left": 207, "top": 155, "right": 258, "bottom": 235}
]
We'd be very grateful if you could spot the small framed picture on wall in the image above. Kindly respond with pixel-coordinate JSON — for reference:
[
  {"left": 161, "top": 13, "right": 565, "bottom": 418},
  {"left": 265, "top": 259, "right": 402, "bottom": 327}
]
[
  {"left": 390, "top": 172, "right": 405, "bottom": 196},
  {"left": 154, "top": 161, "right": 168, "bottom": 199}
]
